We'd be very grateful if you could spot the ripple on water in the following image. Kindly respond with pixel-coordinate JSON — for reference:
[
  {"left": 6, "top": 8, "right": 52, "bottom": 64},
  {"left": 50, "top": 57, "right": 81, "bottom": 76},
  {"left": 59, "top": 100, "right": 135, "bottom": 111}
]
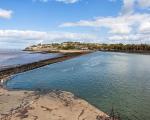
[{"left": 6, "top": 52, "right": 150, "bottom": 120}]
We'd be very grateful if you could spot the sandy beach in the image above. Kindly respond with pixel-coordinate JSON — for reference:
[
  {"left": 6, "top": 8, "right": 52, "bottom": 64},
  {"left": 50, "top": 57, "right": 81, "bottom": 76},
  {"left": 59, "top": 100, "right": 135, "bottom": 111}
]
[{"left": 0, "top": 87, "right": 109, "bottom": 120}]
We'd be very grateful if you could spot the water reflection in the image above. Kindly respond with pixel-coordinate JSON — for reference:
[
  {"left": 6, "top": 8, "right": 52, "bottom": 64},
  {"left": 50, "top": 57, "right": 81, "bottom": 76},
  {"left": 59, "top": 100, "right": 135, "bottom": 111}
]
[{"left": 6, "top": 52, "right": 150, "bottom": 120}]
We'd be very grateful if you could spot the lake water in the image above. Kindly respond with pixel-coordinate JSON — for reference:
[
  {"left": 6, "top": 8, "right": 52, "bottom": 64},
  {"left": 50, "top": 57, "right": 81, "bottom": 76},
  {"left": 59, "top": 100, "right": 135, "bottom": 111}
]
[
  {"left": 0, "top": 49, "right": 61, "bottom": 69},
  {"left": 6, "top": 52, "right": 150, "bottom": 120}
]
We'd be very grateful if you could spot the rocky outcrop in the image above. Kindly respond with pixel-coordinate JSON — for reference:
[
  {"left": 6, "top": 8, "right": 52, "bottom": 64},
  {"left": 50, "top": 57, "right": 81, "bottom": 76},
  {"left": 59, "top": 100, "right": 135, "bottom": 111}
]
[{"left": 0, "top": 88, "right": 111, "bottom": 120}]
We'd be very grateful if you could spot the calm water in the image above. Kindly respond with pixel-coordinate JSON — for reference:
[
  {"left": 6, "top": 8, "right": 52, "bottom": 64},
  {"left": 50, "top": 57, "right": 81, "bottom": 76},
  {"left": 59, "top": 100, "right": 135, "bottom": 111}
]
[
  {"left": 6, "top": 52, "right": 150, "bottom": 120},
  {"left": 0, "top": 49, "right": 61, "bottom": 69}
]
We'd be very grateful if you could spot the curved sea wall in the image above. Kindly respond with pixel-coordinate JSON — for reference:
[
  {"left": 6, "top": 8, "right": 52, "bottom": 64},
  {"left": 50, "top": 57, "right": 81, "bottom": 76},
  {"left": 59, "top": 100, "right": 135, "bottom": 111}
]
[{"left": 0, "top": 52, "right": 90, "bottom": 82}]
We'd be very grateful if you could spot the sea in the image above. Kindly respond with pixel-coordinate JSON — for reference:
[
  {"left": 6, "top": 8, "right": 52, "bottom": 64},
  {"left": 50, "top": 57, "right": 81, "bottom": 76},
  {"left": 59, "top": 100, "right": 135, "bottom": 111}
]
[{"left": 0, "top": 49, "right": 61, "bottom": 69}]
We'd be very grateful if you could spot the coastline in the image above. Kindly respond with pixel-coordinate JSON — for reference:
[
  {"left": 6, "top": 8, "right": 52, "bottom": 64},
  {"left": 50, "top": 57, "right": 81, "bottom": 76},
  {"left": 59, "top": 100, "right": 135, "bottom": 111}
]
[
  {"left": 0, "top": 50, "right": 110, "bottom": 120},
  {"left": 0, "top": 50, "right": 119, "bottom": 120}
]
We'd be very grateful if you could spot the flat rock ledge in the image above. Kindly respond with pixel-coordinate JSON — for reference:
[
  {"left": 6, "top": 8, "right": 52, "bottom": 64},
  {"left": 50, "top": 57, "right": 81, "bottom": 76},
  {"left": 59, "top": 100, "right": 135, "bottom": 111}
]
[{"left": 0, "top": 88, "right": 111, "bottom": 120}]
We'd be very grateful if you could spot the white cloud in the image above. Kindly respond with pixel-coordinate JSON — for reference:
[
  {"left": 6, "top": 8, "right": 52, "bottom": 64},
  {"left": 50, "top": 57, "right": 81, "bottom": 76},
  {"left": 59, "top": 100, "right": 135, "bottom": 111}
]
[
  {"left": 55, "top": 0, "right": 79, "bottom": 4},
  {"left": 60, "top": 9, "right": 150, "bottom": 43},
  {"left": 139, "top": 21, "right": 150, "bottom": 33},
  {"left": 108, "top": 33, "right": 150, "bottom": 44},
  {"left": 34, "top": 0, "right": 80, "bottom": 4},
  {"left": 0, "top": 30, "right": 98, "bottom": 41},
  {"left": 138, "top": 0, "right": 150, "bottom": 9},
  {"left": 0, "top": 30, "right": 99, "bottom": 48},
  {"left": 121, "top": 0, "right": 135, "bottom": 15},
  {"left": 0, "top": 8, "right": 12, "bottom": 19},
  {"left": 121, "top": 0, "right": 150, "bottom": 15},
  {"left": 60, "top": 13, "right": 150, "bottom": 34}
]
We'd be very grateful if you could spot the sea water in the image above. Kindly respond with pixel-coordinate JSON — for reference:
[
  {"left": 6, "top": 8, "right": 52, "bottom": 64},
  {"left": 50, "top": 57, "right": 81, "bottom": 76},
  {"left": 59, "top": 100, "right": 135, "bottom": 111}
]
[{"left": 6, "top": 52, "right": 150, "bottom": 120}]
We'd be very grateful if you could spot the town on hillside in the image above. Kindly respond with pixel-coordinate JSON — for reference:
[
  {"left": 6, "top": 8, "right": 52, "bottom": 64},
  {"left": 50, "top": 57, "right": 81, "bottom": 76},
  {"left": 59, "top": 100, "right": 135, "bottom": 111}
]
[{"left": 25, "top": 42, "right": 150, "bottom": 53}]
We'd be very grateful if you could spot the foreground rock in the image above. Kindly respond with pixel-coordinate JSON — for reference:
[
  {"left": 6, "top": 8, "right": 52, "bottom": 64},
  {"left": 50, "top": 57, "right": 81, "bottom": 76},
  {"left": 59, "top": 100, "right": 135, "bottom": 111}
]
[{"left": 0, "top": 88, "right": 111, "bottom": 120}]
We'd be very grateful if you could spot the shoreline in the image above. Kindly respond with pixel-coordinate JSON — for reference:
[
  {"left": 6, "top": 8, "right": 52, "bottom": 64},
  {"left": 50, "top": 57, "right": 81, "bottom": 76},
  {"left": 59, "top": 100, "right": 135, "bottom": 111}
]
[{"left": 0, "top": 50, "right": 120, "bottom": 120}]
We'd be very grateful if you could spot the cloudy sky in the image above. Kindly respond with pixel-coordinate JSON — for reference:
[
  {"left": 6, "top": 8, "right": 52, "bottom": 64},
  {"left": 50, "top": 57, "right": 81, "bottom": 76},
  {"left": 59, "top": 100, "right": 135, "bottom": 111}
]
[{"left": 0, "top": 0, "right": 150, "bottom": 49}]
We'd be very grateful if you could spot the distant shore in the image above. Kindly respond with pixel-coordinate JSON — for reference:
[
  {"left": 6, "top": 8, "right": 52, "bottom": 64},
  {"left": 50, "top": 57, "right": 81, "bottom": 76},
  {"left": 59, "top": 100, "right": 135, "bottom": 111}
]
[{"left": 24, "top": 42, "right": 150, "bottom": 55}]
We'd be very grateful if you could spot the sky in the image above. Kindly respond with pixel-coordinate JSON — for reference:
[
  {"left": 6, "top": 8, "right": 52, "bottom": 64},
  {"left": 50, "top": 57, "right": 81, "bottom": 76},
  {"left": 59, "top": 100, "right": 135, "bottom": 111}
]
[{"left": 0, "top": 0, "right": 150, "bottom": 49}]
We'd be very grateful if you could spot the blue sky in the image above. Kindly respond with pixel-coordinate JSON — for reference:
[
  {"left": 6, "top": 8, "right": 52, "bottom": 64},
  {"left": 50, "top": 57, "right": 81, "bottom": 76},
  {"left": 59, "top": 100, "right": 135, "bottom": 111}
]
[
  {"left": 0, "top": 0, "right": 121, "bottom": 30},
  {"left": 0, "top": 0, "right": 150, "bottom": 49}
]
